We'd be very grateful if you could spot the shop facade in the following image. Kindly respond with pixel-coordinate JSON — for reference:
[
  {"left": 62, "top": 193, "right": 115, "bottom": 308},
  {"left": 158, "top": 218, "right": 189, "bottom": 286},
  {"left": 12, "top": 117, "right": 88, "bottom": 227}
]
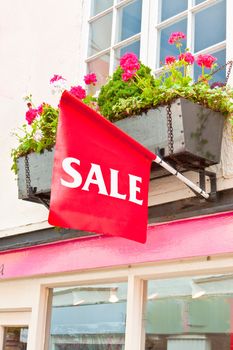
[{"left": 1, "top": 0, "right": 233, "bottom": 349}]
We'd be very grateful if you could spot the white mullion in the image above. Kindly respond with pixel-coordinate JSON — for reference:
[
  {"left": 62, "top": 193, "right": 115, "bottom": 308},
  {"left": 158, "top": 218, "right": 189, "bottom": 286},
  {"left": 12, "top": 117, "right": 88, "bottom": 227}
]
[
  {"left": 155, "top": 10, "right": 188, "bottom": 30},
  {"left": 112, "top": 33, "right": 141, "bottom": 50},
  {"left": 187, "top": 0, "right": 194, "bottom": 79},
  {"left": 85, "top": 48, "right": 110, "bottom": 63},
  {"left": 88, "top": 6, "right": 113, "bottom": 23},
  {"left": 226, "top": 0, "right": 233, "bottom": 85},
  {"left": 187, "top": 0, "right": 193, "bottom": 51},
  {"left": 125, "top": 275, "right": 145, "bottom": 350},
  {"left": 194, "top": 40, "right": 226, "bottom": 55},
  {"left": 109, "top": 0, "right": 118, "bottom": 74},
  {"left": 140, "top": 0, "right": 150, "bottom": 64},
  {"left": 115, "top": 0, "right": 135, "bottom": 9},
  {"left": 191, "top": 0, "right": 224, "bottom": 14},
  {"left": 147, "top": 0, "right": 160, "bottom": 71}
]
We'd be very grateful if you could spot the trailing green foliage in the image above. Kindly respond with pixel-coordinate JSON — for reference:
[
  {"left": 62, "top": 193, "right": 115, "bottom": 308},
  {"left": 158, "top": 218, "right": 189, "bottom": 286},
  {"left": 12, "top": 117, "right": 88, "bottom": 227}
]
[
  {"left": 11, "top": 104, "right": 58, "bottom": 174},
  {"left": 98, "top": 64, "right": 156, "bottom": 121},
  {"left": 97, "top": 61, "right": 233, "bottom": 121}
]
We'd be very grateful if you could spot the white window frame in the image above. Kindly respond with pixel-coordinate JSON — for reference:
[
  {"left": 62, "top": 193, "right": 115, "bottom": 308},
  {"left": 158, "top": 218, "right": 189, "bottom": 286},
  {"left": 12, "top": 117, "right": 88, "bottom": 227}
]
[
  {"left": 39, "top": 255, "right": 233, "bottom": 350},
  {"left": 85, "top": 0, "right": 147, "bottom": 77},
  {"left": 148, "top": 0, "right": 227, "bottom": 77},
  {"left": 83, "top": 0, "right": 232, "bottom": 85}
]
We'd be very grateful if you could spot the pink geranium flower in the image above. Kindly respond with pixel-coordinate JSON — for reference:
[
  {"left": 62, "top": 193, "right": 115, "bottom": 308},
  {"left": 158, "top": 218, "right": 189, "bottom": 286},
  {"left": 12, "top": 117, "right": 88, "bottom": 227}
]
[
  {"left": 179, "top": 52, "right": 195, "bottom": 65},
  {"left": 25, "top": 108, "right": 38, "bottom": 125},
  {"left": 50, "top": 74, "right": 65, "bottom": 84},
  {"left": 120, "top": 53, "right": 140, "bottom": 81},
  {"left": 122, "top": 71, "right": 135, "bottom": 81},
  {"left": 120, "top": 52, "right": 140, "bottom": 73},
  {"left": 84, "top": 73, "right": 97, "bottom": 85},
  {"left": 196, "top": 54, "right": 217, "bottom": 69},
  {"left": 70, "top": 85, "right": 86, "bottom": 99},
  {"left": 37, "top": 103, "right": 45, "bottom": 115},
  {"left": 165, "top": 56, "right": 176, "bottom": 65},
  {"left": 168, "top": 32, "right": 186, "bottom": 44}
]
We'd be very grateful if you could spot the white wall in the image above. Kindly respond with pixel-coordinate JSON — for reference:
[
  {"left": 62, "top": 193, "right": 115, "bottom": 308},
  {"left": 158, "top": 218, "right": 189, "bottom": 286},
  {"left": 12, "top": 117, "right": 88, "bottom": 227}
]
[
  {"left": 0, "top": 0, "right": 87, "bottom": 235},
  {"left": 0, "top": 0, "right": 232, "bottom": 236}
]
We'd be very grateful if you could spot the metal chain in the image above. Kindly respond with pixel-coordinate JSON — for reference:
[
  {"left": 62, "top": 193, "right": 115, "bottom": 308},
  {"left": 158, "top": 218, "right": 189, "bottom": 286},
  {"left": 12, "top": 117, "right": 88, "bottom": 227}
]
[
  {"left": 225, "top": 60, "right": 233, "bottom": 84},
  {"left": 25, "top": 154, "right": 34, "bottom": 198},
  {"left": 166, "top": 103, "right": 174, "bottom": 155},
  {"left": 210, "top": 60, "right": 233, "bottom": 84},
  {"left": 195, "top": 60, "right": 233, "bottom": 85}
]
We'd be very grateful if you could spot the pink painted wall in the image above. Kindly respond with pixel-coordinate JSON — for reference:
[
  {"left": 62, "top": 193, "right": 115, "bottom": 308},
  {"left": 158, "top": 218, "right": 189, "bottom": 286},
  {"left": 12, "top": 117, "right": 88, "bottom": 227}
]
[{"left": 0, "top": 211, "right": 233, "bottom": 280}]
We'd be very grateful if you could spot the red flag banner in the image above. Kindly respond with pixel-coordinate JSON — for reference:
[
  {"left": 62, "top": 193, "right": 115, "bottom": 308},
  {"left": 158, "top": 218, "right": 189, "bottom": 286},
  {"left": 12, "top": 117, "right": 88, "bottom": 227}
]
[{"left": 48, "top": 91, "right": 155, "bottom": 243}]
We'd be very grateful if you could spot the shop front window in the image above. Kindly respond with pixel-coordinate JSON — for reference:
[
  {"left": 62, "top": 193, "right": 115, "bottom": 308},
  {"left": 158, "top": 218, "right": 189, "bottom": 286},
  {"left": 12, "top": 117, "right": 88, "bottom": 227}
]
[
  {"left": 145, "top": 274, "right": 233, "bottom": 350},
  {"left": 3, "top": 327, "right": 28, "bottom": 350},
  {"left": 48, "top": 282, "right": 127, "bottom": 350}
]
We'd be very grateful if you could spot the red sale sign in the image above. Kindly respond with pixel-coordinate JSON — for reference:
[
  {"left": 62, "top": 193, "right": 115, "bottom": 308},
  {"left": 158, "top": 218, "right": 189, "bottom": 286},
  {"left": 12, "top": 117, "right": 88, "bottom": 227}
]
[{"left": 48, "top": 91, "right": 155, "bottom": 243}]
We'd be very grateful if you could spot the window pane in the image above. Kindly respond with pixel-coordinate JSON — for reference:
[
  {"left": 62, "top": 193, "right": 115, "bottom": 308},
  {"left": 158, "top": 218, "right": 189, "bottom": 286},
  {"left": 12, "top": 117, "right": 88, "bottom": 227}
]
[
  {"left": 194, "top": 0, "right": 226, "bottom": 52},
  {"left": 195, "top": 0, "right": 206, "bottom": 4},
  {"left": 91, "top": 0, "right": 113, "bottom": 16},
  {"left": 49, "top": 282, "right": 127, "bottom": 350},
  {"left": 117, "top": 0, "right": 142, "bottom": 42},
  {"left": 161, "top": 0, "right": 188, "bottom": 22},
  {"left": 115, "top": 40, "right": 140, "bottom": 68},
  {"left": 194, "top": 49, "right": 226, "bottom": 83},
  {"left": 3, "top": 327, "right": 28, "bottom": 349},
  {"left": 89, "top": 12, "right": 112, "bottom": 55},
  {"left": 88, "top": 52, "right": 110, "bottom": 89},
  {"left": 159, "top": 19, "right": 187, "bottom": 67},
  {"left": 145, "top": 274, "right": 233, "bottom": 350}
]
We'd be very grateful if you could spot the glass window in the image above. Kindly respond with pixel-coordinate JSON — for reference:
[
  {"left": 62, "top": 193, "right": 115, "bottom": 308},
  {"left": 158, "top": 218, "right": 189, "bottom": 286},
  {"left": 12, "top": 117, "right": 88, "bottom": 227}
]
[
  {"left": 194, "top": 49, "right": 226, "bottom": 83},
  {"left": 195, "top": 0, "right": 206, "bottom": 4},
  {"left": 145, "top": 274, "right": 233, "bottom": 350},
  {"left": 48, "top": 282, "right": 127, "bottom": 350},
  {"left": 3, "top": 327, "right": 28, "bottom": 349},
  {"left": 115, "top": 40, "right": 140, "bottom": 67},
  {"left": 88, "top": 52, "right": 110, "bottom": 89},
  {"left": 159, "top": 18, "right": 187, "bottom": 67},
  {"left": 91, "top": 0, "right": 113, "bottom": 16},
  {"left": 194, "top": 0, "right": 226, "bottom": 52},
  {"left": 161, "top": 0, "right": 188, "bottom": 22},
  {"left": 116, "top": 0, "right": 142, "bottom": 42},
  {"left": 89, "top": 12, "right": 113, "bottom": 56}
]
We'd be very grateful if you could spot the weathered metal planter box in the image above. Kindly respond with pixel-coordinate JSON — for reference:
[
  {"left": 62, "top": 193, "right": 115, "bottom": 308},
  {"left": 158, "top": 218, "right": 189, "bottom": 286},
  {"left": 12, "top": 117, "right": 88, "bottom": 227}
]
[{"left": 17, "top": 98, "right": 224, "bottom": 201}]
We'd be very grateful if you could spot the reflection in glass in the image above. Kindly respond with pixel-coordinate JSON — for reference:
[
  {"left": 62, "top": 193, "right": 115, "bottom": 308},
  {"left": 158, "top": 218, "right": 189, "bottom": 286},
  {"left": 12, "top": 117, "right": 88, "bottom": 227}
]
[
  {"left": 159, "top": 19, "right": 187, "bottom": 67},
  {"left": 49, "top": 282, "right": 127, "bottom": 350},
  {"left": 88, "top": 52, "right": 110, "bottom": 90},
  {"left": 115, "top": 40, "right": 140, "bottom": 68},
  {"left": 91, "top": 0, "right": 113, "bottom": 16},
  {"left": 145, "top": 274, "right": 233, "bottom": 350},
  {"left": 194, "top": 0, "right": 226, "bottom": 52},
  {"left": 3, "top": 327, "right": 28, "bottom": 350},
  {"left": 117, "top": 0, "right": 142, "bottom": 42},
  {"left": 194, "top": 49, "right": 226, "bottom": 83},
  {"left": 161, "top": 0, "right": 188, "bottom": 22},
  {"left": 195, "top": 0, "right": 206, "bottom": 4},
  {"left": 89, "top": 12, "right": 112, "bottom": 55}
]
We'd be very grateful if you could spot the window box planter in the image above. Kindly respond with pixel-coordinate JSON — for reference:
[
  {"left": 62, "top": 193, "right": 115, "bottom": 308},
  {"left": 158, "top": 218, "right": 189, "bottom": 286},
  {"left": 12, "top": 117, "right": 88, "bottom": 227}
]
[{"left": 17, "top": 98, "right": 225, "bottom": 201}]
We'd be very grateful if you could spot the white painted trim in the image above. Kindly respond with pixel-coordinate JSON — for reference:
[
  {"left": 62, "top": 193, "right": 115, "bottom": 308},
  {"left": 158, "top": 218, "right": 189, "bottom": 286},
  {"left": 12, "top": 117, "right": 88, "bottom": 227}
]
[
  {"left": 226, "top": 0, "right": 233, "bottom": 85},
  {"left": 140, "top": 0, "right": 150, "bottom": 65},
  {"left": 0, "top": 310, "right": 31, "bottom": 326},
  {"left": 0, "top": 327, "right": 4, "bottom": 349},
  {"left": 125, "top": 275, "right": 144, "bottom": 350},
  {"left": 88, "top": 7, "right": 113, "bottom": 23},
  {"left": 0, "top": 220, "right": 52, "bottom": 238},
  {"left": 27, "top": 286, "right": 50, "bottom": 350}
]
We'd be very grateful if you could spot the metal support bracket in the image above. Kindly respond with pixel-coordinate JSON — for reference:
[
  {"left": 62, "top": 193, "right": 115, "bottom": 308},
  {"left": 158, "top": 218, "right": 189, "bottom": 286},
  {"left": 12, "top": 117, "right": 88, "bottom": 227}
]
[{"left": 198, "top": 169, "right": 217, "bottom": 201}]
